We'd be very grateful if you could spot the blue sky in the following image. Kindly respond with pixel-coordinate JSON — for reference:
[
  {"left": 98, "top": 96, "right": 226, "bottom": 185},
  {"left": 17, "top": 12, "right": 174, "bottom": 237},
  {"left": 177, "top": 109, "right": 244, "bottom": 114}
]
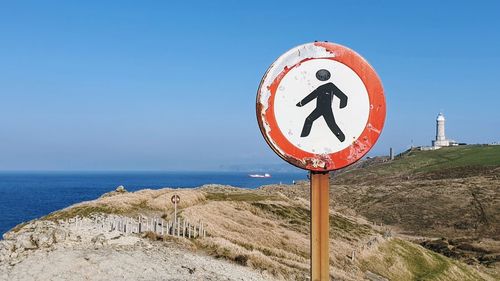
[{"left": 1, "top": 1, "right": 499, "bottom": 171}]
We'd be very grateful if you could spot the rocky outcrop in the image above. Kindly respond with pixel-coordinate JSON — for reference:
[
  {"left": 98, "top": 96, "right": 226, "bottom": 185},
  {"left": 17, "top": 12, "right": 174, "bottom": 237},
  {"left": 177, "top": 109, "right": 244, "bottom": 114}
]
[
  {"left": 0, "top": 215, "right": 274, "bottom": 281},
  {"left": 1, "top": 220, "right": 66, "bottom": 264}
]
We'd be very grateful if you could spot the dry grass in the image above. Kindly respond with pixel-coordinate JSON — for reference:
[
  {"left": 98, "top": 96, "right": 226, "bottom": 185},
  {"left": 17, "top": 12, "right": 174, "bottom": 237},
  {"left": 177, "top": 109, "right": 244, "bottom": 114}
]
[
  {"left": 179, "top": 193, "right": 382, "bottom": 280},
  {"left": 39, "top": 183, "right": 497, "bottom": 280},
  {"left": 183, "top": 200, "right": 312, "bottom": 279},
  {"left": 43, "top": 188, "right": 206, "bottom": 221}
]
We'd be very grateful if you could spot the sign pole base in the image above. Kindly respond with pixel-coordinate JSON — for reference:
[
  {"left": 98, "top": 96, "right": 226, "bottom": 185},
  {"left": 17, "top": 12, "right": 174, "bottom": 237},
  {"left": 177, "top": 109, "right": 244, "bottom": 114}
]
[{"left": 310, "top": 171, "right": 330, "bottom": 281}]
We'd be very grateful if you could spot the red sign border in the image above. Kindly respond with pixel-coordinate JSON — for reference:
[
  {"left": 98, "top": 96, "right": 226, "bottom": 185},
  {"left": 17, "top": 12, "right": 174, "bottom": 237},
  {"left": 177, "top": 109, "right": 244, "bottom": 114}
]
[{"left": 257, "top": 42, "right": 386, "bottom": 171}]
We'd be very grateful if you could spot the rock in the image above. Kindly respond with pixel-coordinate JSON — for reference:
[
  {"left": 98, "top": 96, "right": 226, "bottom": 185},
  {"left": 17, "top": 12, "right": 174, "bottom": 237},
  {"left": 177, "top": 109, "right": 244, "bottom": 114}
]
[
  {"left": 91, "top": 234, "right": 107, "bottom": 246},
  {"left": 68, "top": 234, "right": 82, "bottom": 242},
  {"left": 15, "top": 234, "right": 37, "bottom": 251},
  {"left": 420, "top": 238, "right": 462, "bottom": 259},
  {"left": 100, "top": 185, "right": 128, "bottom": 198},
  {"left": 53, "top": 229, "right": 67, "bottom": 243},
  {"left": 33, "top": 231, "right": 54, "bottom": 248},
  {"left": 0, "top": 241, "right": 14, "bottom": 252},
  {"left": 106, "top": 231, "right": 122, "bottom": 240},
  {"left": 3, "top": 220, "right": 68, "bottom": 251},
  {"left": 181, "top": 265, "right": 196, "bottom": 274},
  {"left": 9, "top": 258, "right": 21, "bottom": 266}
]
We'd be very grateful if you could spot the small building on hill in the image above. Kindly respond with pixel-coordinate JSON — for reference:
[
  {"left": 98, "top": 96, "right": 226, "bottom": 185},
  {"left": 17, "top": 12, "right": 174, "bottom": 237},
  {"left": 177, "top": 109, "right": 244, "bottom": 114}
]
[
  {"left": 432, "top": 113, "right": 457, "bottom": 148},
  {"left": 417, "top": 113, "right": 460, "bottom": 151}
]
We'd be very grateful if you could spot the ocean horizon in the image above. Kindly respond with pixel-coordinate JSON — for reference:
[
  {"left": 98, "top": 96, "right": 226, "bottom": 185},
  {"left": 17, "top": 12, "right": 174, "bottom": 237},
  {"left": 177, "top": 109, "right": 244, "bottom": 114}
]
[{"left": 0, "top": 171, "right": 306, "bottom": 237}]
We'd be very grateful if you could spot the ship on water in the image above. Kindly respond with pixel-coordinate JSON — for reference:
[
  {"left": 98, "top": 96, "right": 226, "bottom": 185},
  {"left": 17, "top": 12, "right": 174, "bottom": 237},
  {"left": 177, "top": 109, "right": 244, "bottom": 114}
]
[{"left": 248, "top": 173, "right": 271, "bottom": 178}]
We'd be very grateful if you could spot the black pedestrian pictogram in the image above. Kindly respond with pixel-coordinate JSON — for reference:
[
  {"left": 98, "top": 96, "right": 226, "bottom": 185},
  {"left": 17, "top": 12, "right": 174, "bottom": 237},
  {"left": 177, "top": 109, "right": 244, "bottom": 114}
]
[{"left": 296, "top": 69, "right": 348, "bottom": 141}]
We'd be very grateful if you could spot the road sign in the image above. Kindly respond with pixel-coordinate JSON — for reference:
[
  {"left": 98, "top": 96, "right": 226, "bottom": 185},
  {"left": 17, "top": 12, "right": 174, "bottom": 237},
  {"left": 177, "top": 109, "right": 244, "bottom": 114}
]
[
  {"left": 171, "top": 194, "right": 180, "bottom": 204},
  {"left": 257, "top": 42, "right": 386, "bottom": 171},
  {"left": 256, "top": 42, "right": 386, "bottom": 281},
  {"left": 171, "top": 194, "right": 180, "bottom": 225}
]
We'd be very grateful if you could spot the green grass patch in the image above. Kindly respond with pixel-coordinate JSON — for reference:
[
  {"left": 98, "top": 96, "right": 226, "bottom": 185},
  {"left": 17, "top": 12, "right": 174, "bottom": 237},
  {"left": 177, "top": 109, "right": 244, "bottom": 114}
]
[
  {"left": 405, "top": 145, "right": 500, "bottom": 175},
  {"left": 251, "top": 203, "right": 309, "bottom": 224},
  {"left": 361, "top": 239, "right": 488, "bottom": 281},
  {"left": 43, "top": 204, "right": 123, "bottom": 221},
  {"left": 205, "top": 192, "right": 274, "bottom": 202},
  {"left": 251, "top": 202, "right": 372, "bottom": 239},
  {"left": 330, "top": 214, "right": 372, "bottom": 239},
  {"left": 337, "top": 145, "right": 500, "bottom": 182}
]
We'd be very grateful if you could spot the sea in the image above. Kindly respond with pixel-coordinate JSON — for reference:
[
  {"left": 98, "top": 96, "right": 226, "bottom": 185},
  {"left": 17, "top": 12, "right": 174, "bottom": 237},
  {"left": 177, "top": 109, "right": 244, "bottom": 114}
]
[{"left": 0, "top": 171, "right": 306, "bottom": 237}]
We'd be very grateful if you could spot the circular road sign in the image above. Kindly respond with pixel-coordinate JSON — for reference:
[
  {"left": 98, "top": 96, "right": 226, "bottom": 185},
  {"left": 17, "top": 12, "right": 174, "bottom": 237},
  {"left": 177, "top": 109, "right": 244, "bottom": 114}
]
[
  {"left": 256, "top": 42, "right": 385, "bottom": 171},
  {"left": 171, "top": 194, "right": 180, "bottom": 204}
]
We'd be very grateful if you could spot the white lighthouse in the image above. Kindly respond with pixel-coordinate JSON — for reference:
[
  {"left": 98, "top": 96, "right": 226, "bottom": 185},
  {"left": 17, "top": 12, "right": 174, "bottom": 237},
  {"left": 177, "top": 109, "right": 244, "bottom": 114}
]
[
  {"left": 432, "top": 113, "right": 451, "bottom": 147},
  {"left": 436, "top": 113, "right": 446, "bottom": 141}
]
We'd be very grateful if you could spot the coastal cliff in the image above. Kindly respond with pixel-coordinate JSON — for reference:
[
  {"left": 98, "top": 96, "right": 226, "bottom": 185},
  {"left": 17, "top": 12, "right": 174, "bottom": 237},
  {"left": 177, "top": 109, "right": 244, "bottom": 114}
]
[{"left": 1, "top": 183, "right": 494, "bottom": 281}]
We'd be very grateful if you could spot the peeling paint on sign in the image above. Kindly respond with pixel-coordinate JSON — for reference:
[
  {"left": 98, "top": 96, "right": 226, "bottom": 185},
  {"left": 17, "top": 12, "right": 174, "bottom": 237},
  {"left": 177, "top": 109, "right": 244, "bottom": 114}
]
[{"left": 256, "top": 42, "right": 386, "bottom": 171}]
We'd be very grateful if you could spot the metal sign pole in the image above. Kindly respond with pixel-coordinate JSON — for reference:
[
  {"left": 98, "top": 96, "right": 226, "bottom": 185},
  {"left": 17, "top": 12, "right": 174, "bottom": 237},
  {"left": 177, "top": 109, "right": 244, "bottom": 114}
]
[
  {"left": 310, "top": 171, "right": 330, "bottom": 281},
  {"left": 174, "top": 200, "right": 177, "bottom": 225}
]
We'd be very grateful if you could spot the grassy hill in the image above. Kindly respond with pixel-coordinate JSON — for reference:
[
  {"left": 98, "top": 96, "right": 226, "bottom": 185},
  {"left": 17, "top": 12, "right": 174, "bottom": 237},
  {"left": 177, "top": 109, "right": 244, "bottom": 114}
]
[
  {"left": 335, "top": 145, "right": 500, "bottom": 183},
  {"left": 28, "top": 185, "right": 494, "bottom": 280},
  {"left": 321, "top": 145, "right": 500, "bottom": 278}
]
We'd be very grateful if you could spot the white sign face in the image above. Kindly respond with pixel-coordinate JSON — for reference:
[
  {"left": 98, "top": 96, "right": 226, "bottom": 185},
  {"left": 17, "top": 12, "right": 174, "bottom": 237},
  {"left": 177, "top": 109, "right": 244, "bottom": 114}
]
[
  {"left": 257, "top": 42, "right": 386, "bottom": 171},
  {"left": 274, "top": 59, "right": 369, "bottom": 154}
]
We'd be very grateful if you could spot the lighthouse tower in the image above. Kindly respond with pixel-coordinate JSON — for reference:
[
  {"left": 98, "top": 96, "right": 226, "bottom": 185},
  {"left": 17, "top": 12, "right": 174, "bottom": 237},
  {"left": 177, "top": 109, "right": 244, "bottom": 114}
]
[
  {"left": 436, "top": 113, "right": 446, "bottom": 142},
  {"left": 432, "top": 113, "right": 450, "bottom": 147}
]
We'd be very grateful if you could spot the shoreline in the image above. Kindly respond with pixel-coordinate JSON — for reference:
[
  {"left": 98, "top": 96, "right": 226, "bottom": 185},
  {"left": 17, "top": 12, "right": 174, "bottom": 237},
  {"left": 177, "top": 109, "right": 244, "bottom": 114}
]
[{"left": 0, "top": 171, "right": 306, "bottom": 237}]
